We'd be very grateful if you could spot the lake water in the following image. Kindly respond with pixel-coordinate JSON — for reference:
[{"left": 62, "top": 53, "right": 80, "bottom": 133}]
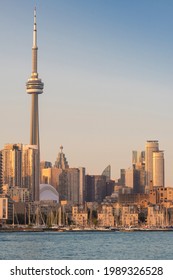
[{"left": 0, "top": 231, "right": 173, "bottom": 260}]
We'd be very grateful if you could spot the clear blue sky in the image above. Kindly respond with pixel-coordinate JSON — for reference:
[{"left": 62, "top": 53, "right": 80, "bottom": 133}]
[{"left": 0, "top": 0, "right": 173, "bottom": 184}]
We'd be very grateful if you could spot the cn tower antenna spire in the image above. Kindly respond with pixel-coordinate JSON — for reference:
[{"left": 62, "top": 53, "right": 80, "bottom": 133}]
[{"left": 33, "top": 7, "right": 37, "bottom": 48}]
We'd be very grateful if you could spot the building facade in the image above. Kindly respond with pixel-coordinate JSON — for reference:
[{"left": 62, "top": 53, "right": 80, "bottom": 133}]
[
  {"left": 153, "top": 151, "right": 164, "bottom": 188},
  {"left": 1, "top": 144, "right": 38, "bottom": 202}
]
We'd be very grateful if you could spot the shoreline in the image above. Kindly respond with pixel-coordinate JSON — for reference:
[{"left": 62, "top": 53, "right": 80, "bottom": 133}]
[{"left": 1, "top": 226, "right": 173, "bottom": 233}]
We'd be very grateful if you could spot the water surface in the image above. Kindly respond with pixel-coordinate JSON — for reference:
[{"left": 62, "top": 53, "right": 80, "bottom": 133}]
[{"left": 0, "top": 231, "right": 172, "bottom": 260}]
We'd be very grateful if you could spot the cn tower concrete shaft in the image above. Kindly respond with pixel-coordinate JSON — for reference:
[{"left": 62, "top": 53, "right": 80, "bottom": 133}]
[{"left": 30, "top": 94, "right": 39, "bottom": 147}]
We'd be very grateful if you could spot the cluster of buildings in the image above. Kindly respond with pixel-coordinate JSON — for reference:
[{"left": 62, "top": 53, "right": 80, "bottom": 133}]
[
  {"left": 1, "top": 139, "right": 173, "bottom": 228},
  {"left": 0, "top": 9, "right": 173, "bottom": 229}
]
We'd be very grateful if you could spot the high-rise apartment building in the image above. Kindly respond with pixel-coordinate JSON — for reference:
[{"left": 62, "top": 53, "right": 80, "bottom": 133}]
[
  {"left": 1, "top": 144, "right": 38, "bottom": 201},
  {"left": 132, "top": 150, "right": 145, "bottom": 193},
  {"left": 26, "top": 8, "right": 44, "bottom": 201},
  {"left": 153, "top": 151, "right": 164, "bottom": 188},
  {"left": 132, "top": 151, "right": 145, "bottom": 167},
  {"left": 22, "top": 145, "right": 39, "bottom": 200},
  {"left": 79, "top": 167, "right": 85, "bottom": 204},
  {"left": 1, "top": 144, "right": 22, "bottom": 187},
  {"left": 145, "top": 140, "right": 159, "bottom": 192},
  {"left": 125, "top": 168, "right": 134, "bottom": 189}
]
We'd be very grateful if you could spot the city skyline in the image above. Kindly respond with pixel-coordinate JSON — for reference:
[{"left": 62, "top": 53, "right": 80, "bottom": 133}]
[{"left": 0, "top": 1, "right": 173, "bottom": 184}]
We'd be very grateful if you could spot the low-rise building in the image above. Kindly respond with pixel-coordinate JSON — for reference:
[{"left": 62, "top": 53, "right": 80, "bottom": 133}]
[
  {"left": 72, "top": 206, "right": 88, "bottom": 227},
  {"left": 121, "top": 206, "right": 138, "bottom": 227},
  {"left": 97, "top": 204, "right": 114, "bottom": 227},
  {"left": 0, "top": 194, "right": 13, "bottom": 223},
  {"left": 147, "top": 206, "right": 164, "bottom": 227}
]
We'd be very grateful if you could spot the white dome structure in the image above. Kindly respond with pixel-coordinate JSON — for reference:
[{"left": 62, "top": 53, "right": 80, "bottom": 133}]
[{"left": 40, "top": 184, "right": 59, "bottom": 203}]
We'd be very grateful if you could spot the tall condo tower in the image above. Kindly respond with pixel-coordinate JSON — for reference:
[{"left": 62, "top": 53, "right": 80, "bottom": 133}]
[
  {"left": 145, "top": 140, "right": 159, "bottom": 192},
  {"left": 26, "top": 8, "right": 44, "bottom": 200},
  {"left": 153, "top": 151, "right": 164, "bottom": 188}
]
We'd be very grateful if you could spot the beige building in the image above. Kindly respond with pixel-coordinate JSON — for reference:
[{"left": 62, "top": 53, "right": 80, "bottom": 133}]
[
  {"left": 98, "top": 205, "right": 114, "bottom": 227},
  {"left": 1, "top": 144, "right": 22, "bottom": 187},
  {"left": 22, "top": 145, "right": 39, "bottom": 201},
  {"left": 72, "top": 206, "right": 88, "bottom": 227},
  {"left": 149, "top": 187, "right": 173, "bottom": 205},
  {"left": 1, "top": 144, "right": 39, "bottom": 201},
  {"left": 147, "top": 206, "right": 164, "bottom": 227},
  {"left": 0, "top": 195, "right": 13, "bottom": 222},
  {"left": 121, "top": 206, "right": 138, "bottom": 227},
  {"left": 153, "top": 151, "right": 164, "bottom": 188},
  {"left": 145, "top": 140, "right": 159, "bottom": 192}
]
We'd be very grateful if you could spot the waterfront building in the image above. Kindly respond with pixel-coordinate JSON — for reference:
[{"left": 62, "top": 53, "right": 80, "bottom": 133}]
[
  {"left": 97, "top": 204, "right": 114, "bottom": 227},
  {"left": 26, "top": 8, "right": 44, "bottom": 201},
  {"left": 145, "top": 140, "right": 159, "bottom": 192},
  {"left": 72, "top": 205, "right": 88, "bottom": 227},
  {"left": 121, "top": 206, "right": 138, "bottom": 227},
  {"left": 153, "top": 151, "right": 164, "bottom": 188},
  {"left": 0, "top": 194, "right": 13, "bottom": 223},
  {"left": 147, "top": 206, "right": 164, "bottom": 227}
]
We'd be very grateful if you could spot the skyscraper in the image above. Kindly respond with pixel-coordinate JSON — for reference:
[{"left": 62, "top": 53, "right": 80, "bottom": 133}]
[
  {"left": 54, "top": 146, "right": 69, "bottom": 169},
  {"left": 22, "top": 145, "right": 39, "bottom": 201},
  {"left": 102, "top": 165, "right": 111, "bottom": 182},
  {"left": 26, "top": 8, "right": 44, "bottom": 201},
  {"left": 153, "top": 151, "right": 164, "bottom": 188},
  {"left": 145, "top": 140, "right": 159, "bottom": 192},
  {"left": 0, "top": 144, "right": 38, "bottom": 201},
  {"left": 1, "top": 144, "right": 22, "bottom": 187},
  {"left": 132, "top": 151, "right": 145, "bottom": 193}
]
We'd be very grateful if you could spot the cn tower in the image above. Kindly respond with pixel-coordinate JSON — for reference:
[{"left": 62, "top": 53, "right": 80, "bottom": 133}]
[{"left": 26, "top": 8, "right": 44, "bottom": 200}]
